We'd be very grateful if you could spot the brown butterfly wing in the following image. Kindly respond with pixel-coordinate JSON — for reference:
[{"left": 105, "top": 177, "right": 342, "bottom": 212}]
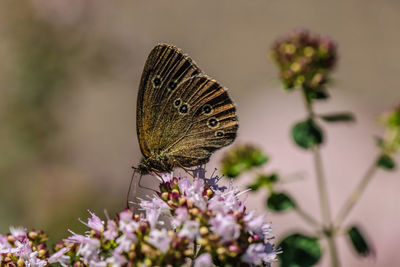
[
  {"left": 136, "top": 44, "right": 202, "bottom": 159},
  {"left": 163, "top": 75, "right": 238, "bottom": 167}
]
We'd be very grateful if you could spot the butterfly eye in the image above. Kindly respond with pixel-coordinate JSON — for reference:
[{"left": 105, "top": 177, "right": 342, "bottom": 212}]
[
  {"left": 215, "top": 130, "right": 224, "bottom": 138},
  {"left": 207, "top": 117, "right": 219, "bottom": 129},
  {"left": 179, "top": 103, "right": 190, "bottom": 115},
  {"left": 152, "top": 76, "right": 163, "bottom": 88},
  {"left": 173, "top": 99, "right": 181, "bottom": 108},
  {"left": 168, "top": 80, "right": 178, "bottom": 91},
  {"left": 202, "top": 104, "right": 213, "bottom": 115}
]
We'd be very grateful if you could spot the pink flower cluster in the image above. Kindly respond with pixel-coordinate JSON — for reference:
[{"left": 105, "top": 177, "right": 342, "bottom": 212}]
[
  {"left": 0, "top": 227, "right": 57, "bottom": 267},
  {"left": 1, "top": 174, "right": 277, "bottom": 266}
]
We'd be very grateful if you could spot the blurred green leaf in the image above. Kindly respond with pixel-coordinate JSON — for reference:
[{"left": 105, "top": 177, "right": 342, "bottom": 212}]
[
  {"left": 320, "top": 112, "right": 355, "bottom": 123},
  {"left": 248, "top": 173, "right": 279, "bottom": 191},
  {"left": 291, "top": 119, "right": 323, "bottom": 149},
  {"left": 384, "top": 106, "right": 400, "bottom": 127},
  {"left": 278, "top": 233, "right": 322, "bottom": 267},
  {"left": 248, "top": 183, "right": 261, "bottom": 191},
  {"left": 375, "top": 136, "right": 384, "bottom": 148},
  {"left": 347, "top": 226, "right": 373, "bottom": 257},
  {"left": 267, "top": 192, "right": 296, "bottom": 212},
  {"left": 376, "top": 154, "right": 396, "bottom": 170},
  {"left": 221, "top": 144, "right": 268, "bottom": 178},
  {"left": 308, "top": 88, "right": 329, "bottom": 100}
]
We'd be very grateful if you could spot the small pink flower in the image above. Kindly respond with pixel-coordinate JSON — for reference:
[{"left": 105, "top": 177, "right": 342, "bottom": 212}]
[
  {"left": 0, "top": 235, "right": 11, "bottom": 250},
  {"left": 48, "top": 247, "right": 70, "bottom": 266},
  {"left": 178, "top": 178, "right": 191, "bottom": 194},
  {"left": 161, "top": 172, "right": 173, "bottom": 182},
  {"left": 171, "top": 207, "right": 189, "bottom": 228},
  {"left": 67, "top": 230, "right": 100, "bottom": 263},
  {"left": 210, "top": 213, "right": 240, "bottom": 242},
  {"left": 140, "top": 196, "right": 170, "bottom": 227},
  {"left": 242, "top": 243, "right": 277, "bottom": 265},
  {"left": 118, "top": 210, "right": 139, "bottom": 237},
  {"left": 147, "top": 229, "right": 171, "bottom": 253},
  {"left": 115, "top": 234, "right": 137, "bottom": 253},
  {"left": 194, "top": 253, "right": 212, "bottom": 267},
  {"left": 245, "top": 211, "right": 271, "bottom": 238},
  {"left": 9, "top": 226, "right": 26, "bottom": 238},
  {"left": 87, "top": 210, "right": 104, "bottom": 232},
  {"left": 103, "top": 220, "right": 118, "bottom": 241},
  {"left": 106, "top": 250, "right": 127, "bottom": 266},
  {"left": 178, "top": 220, "right": 199, "bottom": 240},
  {"left": 181, "top": 178, "right": 206, "bottom": 210}
]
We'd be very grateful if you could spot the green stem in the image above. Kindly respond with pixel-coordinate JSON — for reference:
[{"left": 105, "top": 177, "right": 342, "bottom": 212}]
[
  {"left": 312, "top": 147, "right": 333, "bottom": 226},
  {"left": 334, "top": 156, "right": 378, "bottom": 227},
  {"left": 191, "top": 241, "right": 198, "bottom": 267},
  {"left": 314, "top": 146, "right": 340, "bottom": 267},
  {"left": 326, "top": 235, "right": 340, "bottom": 267},
  {"left": 301, "top": 87, "right": 339, "bottom": 267},
  {"left": 301, "top": 87, "right": 333, "bottom": 227}
]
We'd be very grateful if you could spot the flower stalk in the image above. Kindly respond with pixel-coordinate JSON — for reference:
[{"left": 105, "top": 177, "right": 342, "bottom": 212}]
[
  {"left": 301, "top": 87, "right": 339, "bottom": 267},
  {"left": 335, "top": 157, "right": 378, "bottom": 227}
]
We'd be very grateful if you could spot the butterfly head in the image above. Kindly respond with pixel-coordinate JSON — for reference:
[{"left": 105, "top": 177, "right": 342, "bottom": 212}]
[{"left": 138, "top": 156, "right": 173, "bottom": 175}]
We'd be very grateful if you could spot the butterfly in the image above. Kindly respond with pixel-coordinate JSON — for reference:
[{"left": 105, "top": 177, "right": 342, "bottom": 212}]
[{"left": 136, "top": 44, "right": 238, "bottom": 175}]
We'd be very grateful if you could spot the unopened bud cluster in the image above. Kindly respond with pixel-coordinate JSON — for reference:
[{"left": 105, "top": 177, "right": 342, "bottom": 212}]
[{"left": 270, "top": 29, "right": 337, "bottom": 91}]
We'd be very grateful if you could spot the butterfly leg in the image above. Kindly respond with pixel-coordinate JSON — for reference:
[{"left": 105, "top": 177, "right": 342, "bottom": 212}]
[
  {"left": 173, "top": 160, "right": 195, "bottom": 178},
  {"left": 138, "top": 173, "right": 158, "bottom": 194},
  {"left": 126, "top": 168, "right": 137, "bottom": 210}
]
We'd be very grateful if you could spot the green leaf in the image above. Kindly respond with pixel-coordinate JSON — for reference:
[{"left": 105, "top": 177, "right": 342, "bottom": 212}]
[
  {"left": 347, "top": 226, "right": 373, "bottom": 257},
  {"left": 223, "top": 162, "right": 247, "bottom": 178},
  {"left": 291, "top": 119, "right": 324, "bottom": 149},
  {"left": 374, "top": 136, "right": 384, "bottom": 148},
  {"left": 248, "top": 173, "right": 279, "bottom": 192},
  {"left": 320, "top": 112, "right": 355, "bottom": 123},
  {"left": 278, "top": 233, "right": 322, "bottom": 267},
  {"left": 221, "top": 144, "right": 269, "bottom": 178},
  {"left": 308, "top": 89, "right": 329, "bottom": 100},
  {"left": 267, "top": 192, "right": 296, "bottom": 212},
  {"left": 376, "top": 154, "right": 396, "bottom": 170},
  {"left": 248, "top": 183, "right": 261, "bottom": 191}
]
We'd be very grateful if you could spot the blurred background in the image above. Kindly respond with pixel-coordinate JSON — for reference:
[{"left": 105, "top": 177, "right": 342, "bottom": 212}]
[{"left": 0, "top": 0, "right": 399, "bottom": 266}]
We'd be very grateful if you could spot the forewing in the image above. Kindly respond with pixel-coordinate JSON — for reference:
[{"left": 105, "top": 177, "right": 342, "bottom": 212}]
[{"left": 136, "top": 44, "right": 201, "bottom": 157}]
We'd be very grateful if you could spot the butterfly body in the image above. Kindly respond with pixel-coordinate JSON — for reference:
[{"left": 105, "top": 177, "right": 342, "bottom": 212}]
[{"left": 136, "top": 44, "right": 238, "bottom": 175}]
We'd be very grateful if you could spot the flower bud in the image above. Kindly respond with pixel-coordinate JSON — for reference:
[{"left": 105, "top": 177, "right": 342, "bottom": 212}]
[
  {"left": 199, "top": 226, "right": 209, "bottom": 235},
  {"left": 161, "top": 192, "right": 169, "bottom": 200}
]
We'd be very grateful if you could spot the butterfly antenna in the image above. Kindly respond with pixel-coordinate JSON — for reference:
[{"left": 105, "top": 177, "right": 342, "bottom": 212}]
[{"left": 126, "top": 167, "right": 137, "bottom": 210}]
